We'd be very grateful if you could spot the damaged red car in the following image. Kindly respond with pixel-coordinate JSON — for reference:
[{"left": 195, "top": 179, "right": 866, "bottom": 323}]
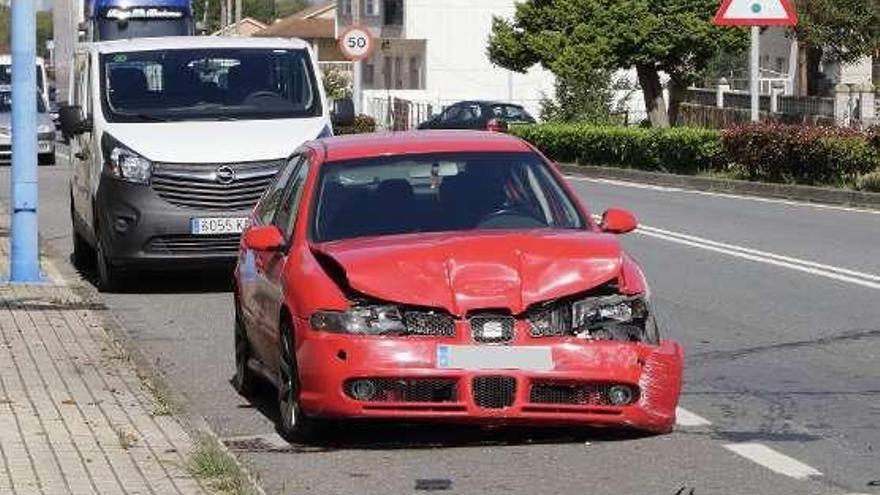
[{"left": 232, "top": 131, "right": 683, "bottom": 441}]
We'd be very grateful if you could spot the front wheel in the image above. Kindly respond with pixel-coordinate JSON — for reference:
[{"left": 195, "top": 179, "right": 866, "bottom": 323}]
[{"left": 277, "top": 319, "right": 323, "bottom": 443}]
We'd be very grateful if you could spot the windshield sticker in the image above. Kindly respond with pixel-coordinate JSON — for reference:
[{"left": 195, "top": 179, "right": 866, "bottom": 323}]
[{"left": 113, "top": 54, "right": 128, "bottom": 63}]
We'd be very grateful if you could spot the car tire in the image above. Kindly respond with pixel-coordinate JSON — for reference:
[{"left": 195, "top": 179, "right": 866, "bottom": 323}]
[
  {"left": 95, "top": 238, "right": 124, "bottom": 293},
  {"left": 232, "top": 306, "right": 256, "bottom": 397},
  {"left": 70, "top": 200, "right": 95, "bottom": 270},
  {"left": 277, "top": 318, "right": 323, "bottom": 443}
]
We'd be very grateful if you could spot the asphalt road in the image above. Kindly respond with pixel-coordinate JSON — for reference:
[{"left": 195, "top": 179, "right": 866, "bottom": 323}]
[{"left": 2, "top": 147, "right": 878, "bottom": 495}]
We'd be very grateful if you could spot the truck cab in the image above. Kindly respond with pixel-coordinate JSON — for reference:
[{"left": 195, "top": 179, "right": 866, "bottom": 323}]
[{"left": 86, "top": 0, "right": 194, "bottom": 41}]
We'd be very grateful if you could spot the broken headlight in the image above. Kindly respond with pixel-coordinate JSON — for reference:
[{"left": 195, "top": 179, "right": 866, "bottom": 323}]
[
  {"left": 528, "top": 294, "right": 658, "bottom": 343},
  {"left": 310, "top": 306, "right": 405, "bottom": 335}
]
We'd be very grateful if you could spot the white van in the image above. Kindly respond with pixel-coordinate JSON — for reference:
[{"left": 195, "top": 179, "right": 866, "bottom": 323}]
[
  {"left": 0, "top": 55, "right": 51, "bottom": 109},
  {"left": 59, "top": 36, "right": 352, "bottom": 290}
]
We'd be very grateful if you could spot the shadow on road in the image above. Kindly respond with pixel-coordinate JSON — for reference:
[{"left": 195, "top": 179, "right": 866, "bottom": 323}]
[
  {"left": 234, "top": 380, "right": 654, "bottom": 454},
  {"left": 70, "top": 254, "right": 234, "bottom": 295}
]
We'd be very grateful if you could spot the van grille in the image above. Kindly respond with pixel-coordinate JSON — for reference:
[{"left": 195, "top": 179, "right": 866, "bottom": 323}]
[
  {"left": 145, "top": 234, "right": 241, "bottom": 255},
  {"left": 151, "top": 160, "right": 282, "bottom": 211}
]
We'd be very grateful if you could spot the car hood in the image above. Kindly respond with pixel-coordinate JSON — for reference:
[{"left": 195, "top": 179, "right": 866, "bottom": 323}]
[
  {"left": 313, "top": 230, "right": 623, "bottom": 316},
  {"left": 102, "top": 117, "right": 327, "bottom": 163},
  {"left": 0, "top": 112, "right": 54, "bottom": 131}
]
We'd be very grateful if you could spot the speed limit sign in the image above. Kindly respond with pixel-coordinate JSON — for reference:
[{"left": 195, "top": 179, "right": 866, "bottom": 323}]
[{"left": 338, "top": 26, "right": 375, "bottom": 61}]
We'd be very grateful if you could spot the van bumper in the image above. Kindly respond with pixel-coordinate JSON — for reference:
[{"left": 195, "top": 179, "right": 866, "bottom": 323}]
[{"left": 94, "top": 177, "right": 252, "bottom": 269}]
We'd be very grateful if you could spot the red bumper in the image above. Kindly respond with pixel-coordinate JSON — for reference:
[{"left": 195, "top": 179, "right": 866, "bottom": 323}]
[{"left": 294, "top": 319, "right": 684, "bottom": 433}]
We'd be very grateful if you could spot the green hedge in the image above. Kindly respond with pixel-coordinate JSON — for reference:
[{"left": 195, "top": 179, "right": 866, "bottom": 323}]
[
  {"left": 511, "top": 123, "right": 880, "bottom": 189},
  {"left": 334, "top": 114, "right": 378, "bottom": 135}
]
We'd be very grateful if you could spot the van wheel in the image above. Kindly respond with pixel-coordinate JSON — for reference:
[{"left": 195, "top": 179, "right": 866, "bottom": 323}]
[
  {"left": 96, "top": 240, "right": 124, "bottom": 293},
  {"left": 277, "top": 318, "right": 323, "bottom": 443}
]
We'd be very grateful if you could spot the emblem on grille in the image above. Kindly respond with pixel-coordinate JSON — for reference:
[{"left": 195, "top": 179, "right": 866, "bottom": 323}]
[{"left": 215, "top": 165, "right": 236, "bottom": 185}]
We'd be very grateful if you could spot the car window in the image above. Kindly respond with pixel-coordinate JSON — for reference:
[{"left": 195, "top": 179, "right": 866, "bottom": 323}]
[
  {"left": 459, "top": 104, "right": 482, "bottom": 121},
  {"left": 504, "top": 105, "right": 532, "bottom": 121},
  {"left": 312, "top": 152, "right": 584, "bottom": 242},
  {"left": 274, "top": 159, "right": 311, "bottom": 241},
  {"left": 440, "top": 105, "right": 460, "bottom": 122},
  {"left": 254, "top": 155, "right": 302, "bottom": 225}
]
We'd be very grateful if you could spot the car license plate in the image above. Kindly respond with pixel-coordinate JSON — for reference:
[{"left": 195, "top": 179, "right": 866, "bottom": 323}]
[
  {"left": 190, "top": 217, "right": 249, "bottom": 235},
  {"left": 436, "top": 345, "right": 554, "bottom": 371}
]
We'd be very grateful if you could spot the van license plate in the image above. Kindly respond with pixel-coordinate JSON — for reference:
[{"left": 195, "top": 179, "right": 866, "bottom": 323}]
[{"left": 191, "top": 217, "right": 249, "bottom": 235}]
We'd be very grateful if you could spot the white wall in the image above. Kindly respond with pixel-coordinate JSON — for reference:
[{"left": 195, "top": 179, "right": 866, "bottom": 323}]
[{"left": 403, "top": 0, "right": 555, "bottom": 117}]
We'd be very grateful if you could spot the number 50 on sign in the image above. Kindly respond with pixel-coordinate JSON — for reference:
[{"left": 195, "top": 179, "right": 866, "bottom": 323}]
[{"left": 338, "top": 26, "right": 375, "bottom": 61}]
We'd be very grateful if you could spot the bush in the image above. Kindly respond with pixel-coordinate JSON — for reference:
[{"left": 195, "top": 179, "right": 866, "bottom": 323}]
[
  {"left": 511, "top": 122, "right": 880, "bottom": 188},
  {"left": 856, "top": 171, "right": 880, "bottom": 192},
  {"left": 334, "top": 114, "right": 377, "bottom": 135},
  {"left": 511, "top": 124, "right": 723, "bottom": 174},
  {"left": 723, "top": 124, "right": 880, "bottom": 186}
]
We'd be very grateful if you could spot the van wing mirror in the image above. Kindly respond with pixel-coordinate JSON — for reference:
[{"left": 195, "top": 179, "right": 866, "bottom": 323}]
[
  {"left": 58, "top": 105, "right": 91, "bottom": 138},
  {"left": 331, "top": 98, "right": 356, "bottom": 127}
]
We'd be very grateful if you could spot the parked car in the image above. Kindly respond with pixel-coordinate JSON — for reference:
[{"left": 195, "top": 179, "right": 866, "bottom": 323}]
[
  {"left": 417, "top": 101, "right": 536, "bottom": 132},
  {"left": 0, "top": 91, "right": 56, "bottom": 165},
  {"left": 59, "top": 36, "right": 352, "bottom": 291},
  {"left": 0, "top": 55, "right": 51, "bottom": 110},
  {"left": 232, "top": 130, "right": 683, "bottom": 442}
]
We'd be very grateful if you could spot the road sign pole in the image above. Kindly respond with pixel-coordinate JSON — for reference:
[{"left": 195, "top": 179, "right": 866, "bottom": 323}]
[
  {"left": 9, "top": 0, "right": 41, "bottom": 282},
  {"left": 750, "top": 26, "right": 760, "bottom": 122},
  {"left": 352, "top": 0, "right": 363, "bottom": 115}
]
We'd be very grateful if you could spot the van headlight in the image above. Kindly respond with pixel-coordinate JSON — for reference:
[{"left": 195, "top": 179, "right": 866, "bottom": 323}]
[
  {"left": 101, "top": 133, "right": 152, "bottom": 184},
  {"left": 37, "top": 124, "right": 54, "bottom": 134}
]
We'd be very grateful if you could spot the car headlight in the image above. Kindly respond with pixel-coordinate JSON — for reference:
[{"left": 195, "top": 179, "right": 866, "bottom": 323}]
[
  {"left": 528, "top": 293, "right": 658, "bottom": 344},
  {"left": 310, "top": 305, "right": 406, "bottom": 335},
  {"left": 101, "top": 133, "right": 152, "bottom": 185},
  {"left": 38, "top": 124, "right": 53, "bottom": 134}
]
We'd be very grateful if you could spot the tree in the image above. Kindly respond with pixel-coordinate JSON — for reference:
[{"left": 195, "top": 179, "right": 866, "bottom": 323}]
[
  {"left": 540, "top": 70, "right": 615, "bottom": 123},
  {"left": 792, "top": 0, "right": 880, "bottom": 96},
  {"left": 488, "top": 0, "right": 748, "bottom": 127},
  {"left": 0, "top": 7, "right": 54, "bottom": 58}
]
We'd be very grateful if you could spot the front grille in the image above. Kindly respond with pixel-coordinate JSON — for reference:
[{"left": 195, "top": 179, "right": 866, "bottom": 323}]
[
  {"left": 472, "top": 376, "right": 516, "bottom": 409},
  {"left": 145, "top": 234, "right": 241, "bottom": 255},
  {"left": 469, "top": 314, "right": 515, "bottom": 343},
  {"left": 530, "top": 382, "right": 636, "bottom": 406},
  {"left": 346, "top": 378, "right": 458, "bottom": 403},
  {"left": 151, "top": 160, "right": 282, "bottom": 211},
  {"left": 403, "top": 311, "right": 456, "bottom": 337}
]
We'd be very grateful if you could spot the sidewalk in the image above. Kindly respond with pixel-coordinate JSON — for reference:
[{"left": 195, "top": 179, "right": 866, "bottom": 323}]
[{"left": 0, "top": 223, "right": 207, "bottom": 494}]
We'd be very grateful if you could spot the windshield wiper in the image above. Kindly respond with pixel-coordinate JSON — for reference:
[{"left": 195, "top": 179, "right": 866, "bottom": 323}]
[{"left": 115, "top": 112, "right": 169, "bottom": 122}]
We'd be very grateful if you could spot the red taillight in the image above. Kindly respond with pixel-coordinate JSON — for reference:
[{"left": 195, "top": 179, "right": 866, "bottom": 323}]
[{"left": 486, "top": 118, "right": 508, "bottom": 133}]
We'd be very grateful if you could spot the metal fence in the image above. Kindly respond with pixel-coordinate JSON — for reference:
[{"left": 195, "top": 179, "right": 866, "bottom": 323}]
[
  {"left": 684, "top": 88, "right": 835, "bottom": 119},
  {"left": 365, "top": 96, "right": 435, "bottom": 131}
]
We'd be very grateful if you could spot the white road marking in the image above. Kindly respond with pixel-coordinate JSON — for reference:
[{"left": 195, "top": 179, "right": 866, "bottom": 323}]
[
  {"left": 724, "top": 443, "right": 822, "bottom": 480},
  {"left": 637, "top": 227, "right": 880, "bottom": 290},
  {"left": 568, "top": 175, "right": 880, "bottom": 216},
  {"left": 676, "top": 407, "right": 712, "bottom": 427}
]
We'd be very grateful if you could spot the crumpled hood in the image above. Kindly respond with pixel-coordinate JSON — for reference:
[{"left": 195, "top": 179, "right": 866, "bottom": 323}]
[
  {"left": 102, "top": 117, "right": 327, "bottom": 163},
  {"left": 314, "top": 231, "right": 623, "bottom": 316}
]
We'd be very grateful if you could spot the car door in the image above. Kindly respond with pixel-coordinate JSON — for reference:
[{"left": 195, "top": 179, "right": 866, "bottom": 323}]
[
  {"left": 253, "top": 154, "right": 312, "bottom": 371},
  {"left": 238, "top": 155, "right": 301, "bottom": 357},
  {"left": 69, "top": 52, "right": 96, "bottom": 233},
  {"left": 427, "top": 104, "right": 462, "bottom": 129}
]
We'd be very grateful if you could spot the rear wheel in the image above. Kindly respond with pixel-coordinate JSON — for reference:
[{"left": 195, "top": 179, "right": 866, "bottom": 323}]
[
  {"left": 277, "top": 318, "right": 323, "bottom": 443},
  {"left": 232, "top": 305, "right": 256, "bottom": 397}
]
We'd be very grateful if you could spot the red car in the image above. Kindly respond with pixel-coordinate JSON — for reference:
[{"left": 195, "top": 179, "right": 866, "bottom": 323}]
[{"left": 232, "top": 131, "right": 683, "bottom": 441}]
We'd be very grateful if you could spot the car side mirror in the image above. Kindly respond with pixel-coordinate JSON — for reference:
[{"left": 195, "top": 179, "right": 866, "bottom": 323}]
[
  {"left": 600, "top": 208, "right": 638, "bottom": 234},
  {"left": 331, "top": 98, "right": 355, "bottom": 127},
  {"left": 243, "top": 225, "right": 286, "bottom": 252},
  {"left": 58, "top": 104, "right": 91, "bottom": 138}
]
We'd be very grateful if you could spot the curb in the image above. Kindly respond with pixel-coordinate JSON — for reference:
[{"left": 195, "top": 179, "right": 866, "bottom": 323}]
[
  {"left": 24, "top": 214, "right": 268, "bottom": 495},
  {"left": 560, "top": 164, "right": 880, "bottom": 210}
]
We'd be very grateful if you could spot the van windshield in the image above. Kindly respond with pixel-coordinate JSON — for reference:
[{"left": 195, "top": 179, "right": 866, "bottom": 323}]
[{"left": 100, "top": 48, "right": 321, "bottom": 122}]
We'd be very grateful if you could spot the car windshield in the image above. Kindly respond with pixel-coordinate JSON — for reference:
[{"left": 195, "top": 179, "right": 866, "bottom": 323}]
[
  {"left": 96, "top": 17, "right": 191, "bottom": 40},
  {"left": 312, "top": 152, "right": 584, "bottom": 242},
  {"left": 0, "top": 65, "right": 46, "bottom": 93},
  {"left": 100, "top": 48, "right": 321, "bottom": 122},
  {"left": 0, "top": 92, "right": 46, "bottom": 113}
]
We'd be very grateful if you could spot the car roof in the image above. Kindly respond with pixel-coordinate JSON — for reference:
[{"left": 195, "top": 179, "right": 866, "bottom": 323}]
[
  {"left": 85, "top": 36, "right": 310, "bottom": 54},
  {"left": 454, "top": 100, "right": 525, "bottom": 108},
  {"left": 315, "top": 131, "right": 535, "bottom": 163}
]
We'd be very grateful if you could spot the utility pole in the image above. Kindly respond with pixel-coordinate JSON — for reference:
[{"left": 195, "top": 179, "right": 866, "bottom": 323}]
[
  {"left": 10, "top": 0, "right": 41, "bottom": 281},
  {"left": 750, "top": 26, "right": 760, "bottom": 122},
  {"left": 235, "top": 0, "right": 242, "bottom": 34},
  {"left": 352, "top": 0, "right": 363, "bottom": 114}
]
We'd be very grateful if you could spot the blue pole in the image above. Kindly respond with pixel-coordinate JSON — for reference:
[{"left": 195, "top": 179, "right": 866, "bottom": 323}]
[{"left": 10, "top": 0, "right": 41, "bottom": 282}]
